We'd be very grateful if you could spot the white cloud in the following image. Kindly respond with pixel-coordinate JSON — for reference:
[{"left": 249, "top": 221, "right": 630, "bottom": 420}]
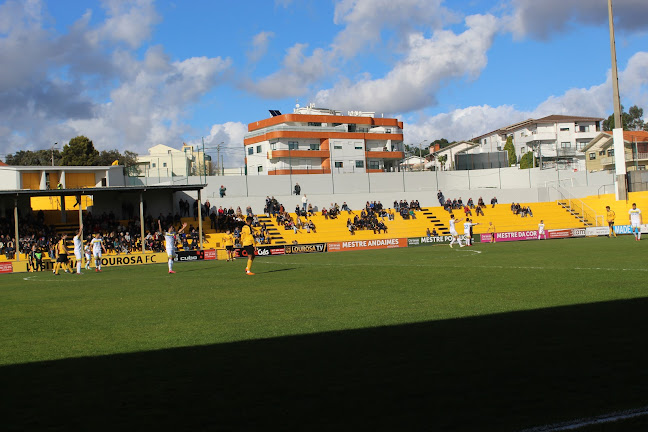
[
  {"left": 406, "top": 51, "right": 648, "bottom": 143},
  {"left": 0, "top": 1, "right": 233, "bottom": 159},
  {"left": 508, "top": 0, "right": 648, "bottom": 40},
  {"left": 247, "top": 31, "right": 274, "bottom": 63},
  {"left": 186, "top": 122, "right": 248, "bottom": 167},
  {"left": 332, "top": 0, "right": 457, "bottom": 58},
  {"left": 243, "top": 43, "right": 333, "bottom": 98},
  {"left": 316, "top": 14, "right": 500, "bottom": 114},
  {"left": 92, "top": 0, "right": 160, "bottom": 48}
]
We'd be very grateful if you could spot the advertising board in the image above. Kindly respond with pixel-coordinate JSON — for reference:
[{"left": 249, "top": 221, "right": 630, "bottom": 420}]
[
  {"left": 284, "top": 243, "right": 326, "bottom": 254},
  {"left": 327, "top": 238, "right": 407, "bottom": 252},
  {"left": 408, "top": 236, "right": 468, "bottom": 246},
  {"left": 480, "top": 230, "right": 538, "bottom": 243},
  {"left": 0, "top": 262, "right": 13, "bottom": 274},
  {"left": 235, "top": 245, "right": 287, "bottom": 257}
]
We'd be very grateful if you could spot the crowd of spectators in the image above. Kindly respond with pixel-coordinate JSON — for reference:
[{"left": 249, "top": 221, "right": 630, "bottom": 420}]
[
  {"left": 511, "top": 203, "right": 533, "bottom": 217},
  {"left": 437, "top": 190, "right": 491, "bottom": 217}
]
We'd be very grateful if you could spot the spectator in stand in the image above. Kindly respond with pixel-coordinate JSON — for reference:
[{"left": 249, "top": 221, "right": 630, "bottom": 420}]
[
  {"left": 426, "top": 227, "right": 432, "bottom": 237},
  {"left": 475, "top": 205, "right": 484, "bottom": 217},
  {"left": 463, "top": 205, "right": 473, "bottom": 217},
  {"left": 294, "top": 183, "right": 301, "bottom": 195},
  {"left": 219, "top": 185, "right": 226, "bottom": 198},
  {"left": 342, "top": 202, "right": 352, "bottom": 213},
  {"left": 457, "top": 198, "right": 463, "bottom": 208},
  {"left": 307, "top": 203, "right": 314, "bottom": 216},
  {"left": 437, "top": 190, "right": 445, "bottom": 206},
  {"left": 491, "top": 197, "right": 498, "bottom": 208},
  {"left": 302, "top": 195, "right": 308, "bottom": 212},
  {"left": 467, "top": 198, "right": 475, "bottom": 209},
  {"left": 478, "top": 197, "right": 485, "bottom": 208}
]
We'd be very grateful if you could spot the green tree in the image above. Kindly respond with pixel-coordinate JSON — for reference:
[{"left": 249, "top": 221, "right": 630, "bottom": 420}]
[
  {"left": 503, "top": 136, "right": 516, "bottom": 166},
  {"left": 602, "top": 104, "right": 645, "bottom": 131},
  {"left": 519, "top": 151, "right": 535, "bottom": 169},
  {"left": 431, "top": 138, "right": 450, "bottom": 149},
  {"left": 60, "top": 136, "right": 99, "bottom": 166},
  {"left": 437, "top": 154, "right": 448, "bottom": 170},
  {"left": 6, "top": 149, "right": 61, "bottom": 166}
]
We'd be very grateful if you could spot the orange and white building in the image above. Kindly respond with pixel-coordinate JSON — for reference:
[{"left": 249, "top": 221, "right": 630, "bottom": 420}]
[{"left": 244, "top": 105, "right": 405, "bottom": 175}]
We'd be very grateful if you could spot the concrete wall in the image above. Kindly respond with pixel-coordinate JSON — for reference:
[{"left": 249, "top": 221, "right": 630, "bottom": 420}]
[
  {"left": 0, "top": 167, "right": 20, "bottom": 190},
  {"left": 147, "top": 168, "right": 616, "bottom": 215}
]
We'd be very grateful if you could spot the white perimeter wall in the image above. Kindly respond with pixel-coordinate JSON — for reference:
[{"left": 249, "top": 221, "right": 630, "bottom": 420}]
[{"left": 128, "top": 167, "right": 615, "bottom": 215}]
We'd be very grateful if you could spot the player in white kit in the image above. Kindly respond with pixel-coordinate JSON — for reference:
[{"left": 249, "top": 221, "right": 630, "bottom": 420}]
[
  {"left": 628, "top": 203, "right": 642, "bottom": 241},
  {"left": 73, "top": 224, "right": 84, "bottom": 274},
  {"left": 84, "top": 242, "right": 92, "bottom": 270},
  {"left": 463, "top": 219, "right": 479, "bottom": 246},
  {"left": 537, "top": 220, "right": 546, "bottom": 240},
  {"left": 448, "top": 215, "right": 464, "bottom": 248},
  {"left": 158, "top": 220, "right": 188, "bottom": 274},
  {"left": 91, "top": 233, "right": 107, "bottom": 272}
]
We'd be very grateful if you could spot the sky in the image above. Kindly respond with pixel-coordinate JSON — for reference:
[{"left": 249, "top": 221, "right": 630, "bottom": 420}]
[{"left": 1, "top": 0, "right": 647, "bottom": 166}]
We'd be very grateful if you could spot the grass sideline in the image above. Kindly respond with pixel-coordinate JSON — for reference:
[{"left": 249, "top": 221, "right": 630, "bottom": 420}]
[{"left": 1, "top": 237, "right": 647, "bottom": 431}]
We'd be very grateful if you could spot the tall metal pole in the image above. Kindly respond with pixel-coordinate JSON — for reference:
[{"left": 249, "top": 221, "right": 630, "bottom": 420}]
[
  {"left": 608, "top": 0, "right": 627, "bottom": 200},
  {"left": 51, "top": 143, "right": 57, "bottom": 166},
  {"left": 14, "top": 198, "right": 20, "bottom": 262},
  {"left": 139, "top": 192, "right": 145, "bottom": 253}
]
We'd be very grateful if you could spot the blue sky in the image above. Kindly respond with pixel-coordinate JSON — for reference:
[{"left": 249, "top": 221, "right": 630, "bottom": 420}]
[{"left": 1, "top": 0, "right": 647, "bottom": 165}]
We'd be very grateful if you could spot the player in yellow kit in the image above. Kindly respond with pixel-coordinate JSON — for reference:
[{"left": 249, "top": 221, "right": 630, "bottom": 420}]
[
  {"left": 53, "top": 234, "right": 72, "bottom": 275},
  {"left": 241, "top": 216, "right": 257, "bottom": 275},
  {"left": 486, "top": 221, "right": 496, "bottom": 243},
  {"left": 605, "top": 205, "right": 617, "bottom": 237},
  {"left": 222, "top": 230, "right": 235, "bottom": 262}
]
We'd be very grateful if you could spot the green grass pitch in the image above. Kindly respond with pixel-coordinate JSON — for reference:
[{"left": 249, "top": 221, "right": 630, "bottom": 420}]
[{"left": 1, "top": 237, "right": 647, "bottom": 431}]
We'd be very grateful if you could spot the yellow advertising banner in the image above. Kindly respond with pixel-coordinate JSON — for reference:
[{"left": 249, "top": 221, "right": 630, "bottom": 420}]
[{"left": 8, "top": 252, "right": 170, "bottom": 274}]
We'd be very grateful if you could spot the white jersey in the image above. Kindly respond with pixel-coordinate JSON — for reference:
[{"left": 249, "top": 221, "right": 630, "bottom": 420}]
[
  {"left": 91, "top": 237, "right": 103, "bottom": 255},
  {"left": 84, "top": 244, "right": 92, "bottom": 257},
  {"left": 73, "top": 235, "right": 83, "bottom": 257},
  {"left": 538, "top": 223, "right": 545, "bottom": 234},
  {"left": 164, "top": 232, "right": 176, "bottom": 251},
  {"left": 449, "top": 219, "right": 457, "bottom": 234},
  {"left": 463, "top": 222, "right": 472, "bottom": 235},
  {"left": 629, "top": 208, "right": 642, "bottom": 225}
]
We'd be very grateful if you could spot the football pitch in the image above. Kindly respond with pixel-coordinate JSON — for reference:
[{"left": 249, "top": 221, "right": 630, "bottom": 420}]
[{"left": 2, "top": 237, "right": 647, "bottom": 431}]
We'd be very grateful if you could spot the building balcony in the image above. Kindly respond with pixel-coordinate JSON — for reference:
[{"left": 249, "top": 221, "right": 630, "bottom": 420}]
[
  {"left": 531, "top": 132, "right": 557, "bottom": 140},
  {"left": 556, "top": 148, "right": 576, "bottom": 157},
  {"left": 365, "top": 151, "right": 405, "bottom": 159},
  {"left": 267, "top": 150, "right": 330, "bottom": 159},
  {"left": 600, "top": 152, "right": 648, "bottom": 166}
]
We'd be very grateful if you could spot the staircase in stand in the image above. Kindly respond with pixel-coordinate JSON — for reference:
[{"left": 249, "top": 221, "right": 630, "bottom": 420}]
[
  {"left": 257, "top": 215, "right": 287, "bottom": 245},
  {"left": 421, "top": 208, "right": 450, "bottom": 235},
  {"left": 557, "top": 201, "right": 593, "bottom": 226}
]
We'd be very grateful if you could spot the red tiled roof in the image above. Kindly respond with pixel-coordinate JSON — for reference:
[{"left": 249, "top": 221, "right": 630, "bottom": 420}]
[
  {"left": 602, "top": 130, "right": 648, "bottom": 142},
  {"left": 0, "top": 160, "right": 8, "bottom": 166}
]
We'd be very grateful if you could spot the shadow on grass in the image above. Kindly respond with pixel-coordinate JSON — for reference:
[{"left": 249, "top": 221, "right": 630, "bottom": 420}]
[{"left": 4, "top": 298, "right": 648, "bottom": 431}]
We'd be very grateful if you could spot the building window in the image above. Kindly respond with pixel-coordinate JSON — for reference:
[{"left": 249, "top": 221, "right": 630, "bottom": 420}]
[
  {"left": 257, "top": 166, "right": 263, "bottom": 173},
  {"left": 307, "top": 122, "right": 322, "bottom": 127},
  {"left": 334, "top": 161, "right": 343, "bottom": 168},
  {"left": 520, "top": 146, "right": 526, "bottom": 153},
  {"left": 270, "top": 143, "right": 276, "bottom": 151},
  {"left": 369, "top": 161, "right": 379, "bottom": 169},
  {"left": 578, "top": 125, "right": 587, "bottom": 132},
  {"left": 576, "top": 142, "right": 586, "bottom": 150},
  {"left": 607, "top": 149, "right": 614, "bottom": 156},
  {"left": 560, "top": 127, "right": 570, "bottom": 132},
  {"left": 163, "top": 163, "right": 167, "bottom": 167},
  {"left": 483, "top": 139, "right": 487, "bottom": 145},
  {"left": 309, "top": 143, "right": 320, "bottom": 150},
  {"left": 386, "top": 128, "right": 392, "bottom": 133},
  {"left": 355, "top": 146, "right": 363, "bottom": 150},
  {"left": 589, "top": 152, "right": 596, "bottom": 160},
  {"left": 152, "top": 163, "right": 156, "bottom": 168},
  {"left": 355, "top": 160, "right": 364, "bottom": 168},
  {"left": 288, "top": 141, "right": 298, "bottom": 150},
  {"left": 638, "top": 165, "right": 646, "bottom": 171},
  {"left": 248, "top": 147, "right": 253, "bottom": 155},
  {"left": 561, "top": 142, "right": 571, "bottom": 148},
  {"left": 334, "top": 145, "right": 342, "bottom": 150},
  {"left": 256, "top": 145, "right": 262, "bottom": 153}
]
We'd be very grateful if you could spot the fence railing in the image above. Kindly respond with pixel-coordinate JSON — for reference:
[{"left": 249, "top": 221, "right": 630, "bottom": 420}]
[{"left": 554, "top": 186, "right": 603, "bottom": 226}]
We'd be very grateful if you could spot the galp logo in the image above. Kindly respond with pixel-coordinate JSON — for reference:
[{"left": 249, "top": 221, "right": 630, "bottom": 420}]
[{"left": 257, "top": 248, "right": 270, "bottom": 256}]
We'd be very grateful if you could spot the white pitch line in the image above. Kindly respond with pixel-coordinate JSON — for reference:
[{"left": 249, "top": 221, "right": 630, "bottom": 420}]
[
  {"left": 260, "top": 260, "right": 648, "bottom": 272},
  {"left": 519, "top": 406, "right": 648, "bottom": 431}
]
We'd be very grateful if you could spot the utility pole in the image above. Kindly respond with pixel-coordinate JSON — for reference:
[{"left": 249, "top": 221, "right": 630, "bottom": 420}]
[
  {"left": 216, "top": 141, "right": 223, "bottom": 177},
  {"left": 608, "top": 0, "right": 627, "bottom": 200},
  {"left": 51, "top": 142, "right": 58, "bottom": 166}
]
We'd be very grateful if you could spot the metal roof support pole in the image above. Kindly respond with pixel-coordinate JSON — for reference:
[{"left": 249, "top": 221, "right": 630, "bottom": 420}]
[
  {"left": 14, "top": 198, "right": 19, "bottom": 262},
  {"left": 140, "top": 192, "right": 145, "bottom": 253},
  {"left": 197, "top": 189, "right": 203, "bottom": 250},
  {"left": 78, "top": 194, "right": 83, "bottom": 252}
]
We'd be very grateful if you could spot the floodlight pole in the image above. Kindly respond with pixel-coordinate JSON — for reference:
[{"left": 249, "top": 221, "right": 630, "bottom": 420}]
[
  {"left": 14, "top": 198, "right": 20, "bottom": 262},
  {"left": 608, "top": 0, "right": 627, "bottom": 200}
]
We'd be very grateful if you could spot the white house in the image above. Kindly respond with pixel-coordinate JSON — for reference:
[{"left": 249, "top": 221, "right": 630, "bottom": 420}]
[
  {"left": 426, "top": 141, "right": 478, "bottom": 171},
  {"left": 137, "top": 144, "right": 211, "bottom": 177},
  {"left": 472, "top": 115, "right": 603, "bottom": 170}
]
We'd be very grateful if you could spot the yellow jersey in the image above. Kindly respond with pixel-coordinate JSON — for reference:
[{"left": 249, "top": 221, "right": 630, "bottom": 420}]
[
  {"left": 240, "top": 225, "right": 256, "bottom": 247},
  {"left": 223, "top": 234, "right": 234, "bottom": 247},
  {"left": 606, "top": 210, "right": 615, "bottom": 222},
  {"left": 487, "top": 225, "right": 495, "bottom": 233},
  {"left": 57, "top": 239, "right": 67, "bottom": 255}
]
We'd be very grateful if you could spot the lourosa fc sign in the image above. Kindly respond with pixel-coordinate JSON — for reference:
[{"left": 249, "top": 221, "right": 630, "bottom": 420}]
[{"left": 284, "top": 243, "right": 327, "bottom": 254}]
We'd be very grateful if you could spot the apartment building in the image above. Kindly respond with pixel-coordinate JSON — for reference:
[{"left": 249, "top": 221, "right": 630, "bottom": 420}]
[
  {"left": 472, "top": 115, "right": 603, "bottom": 170},
  {"left": 582, "top": 131, "right": 648, "bottom": 172},
  {"left": 244, "top": 105, "right": 405, "bottom": 175}
]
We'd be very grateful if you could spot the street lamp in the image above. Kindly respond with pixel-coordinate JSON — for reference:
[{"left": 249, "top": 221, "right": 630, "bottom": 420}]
[{"left": 51, "top": 142, "right": 58, "bottom": 166}]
